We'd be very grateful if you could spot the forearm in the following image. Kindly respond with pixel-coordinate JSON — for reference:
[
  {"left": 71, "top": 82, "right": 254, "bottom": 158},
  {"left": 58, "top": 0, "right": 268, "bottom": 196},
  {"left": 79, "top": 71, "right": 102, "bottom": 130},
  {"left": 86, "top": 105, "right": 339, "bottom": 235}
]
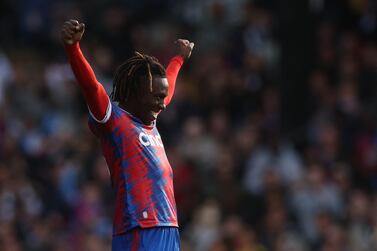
[
  {"left": 165, "top": 55, "right": 184, "bottom": 106},
  {"left": 65, "top": 42, "right": 109, "bottom": 121}
]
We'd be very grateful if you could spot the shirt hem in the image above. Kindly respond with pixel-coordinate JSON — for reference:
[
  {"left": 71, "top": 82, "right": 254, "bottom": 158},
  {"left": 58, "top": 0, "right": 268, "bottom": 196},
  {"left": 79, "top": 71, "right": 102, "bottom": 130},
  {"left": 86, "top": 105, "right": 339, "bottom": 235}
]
[{"left": 113, "top": 222, "right": 179, "bottom": 236}]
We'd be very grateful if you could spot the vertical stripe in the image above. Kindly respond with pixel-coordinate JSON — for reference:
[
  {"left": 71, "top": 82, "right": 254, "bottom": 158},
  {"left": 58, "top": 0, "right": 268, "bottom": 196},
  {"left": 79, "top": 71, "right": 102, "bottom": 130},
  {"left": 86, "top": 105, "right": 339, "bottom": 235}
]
[{"left": 131, "top": 229, "right": 140, "bottom": 251}]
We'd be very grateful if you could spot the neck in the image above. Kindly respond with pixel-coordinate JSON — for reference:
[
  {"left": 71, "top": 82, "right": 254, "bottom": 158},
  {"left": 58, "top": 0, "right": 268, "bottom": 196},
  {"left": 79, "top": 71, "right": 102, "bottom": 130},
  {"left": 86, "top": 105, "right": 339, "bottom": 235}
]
[{"left": 119, "top": 101, "right": 150, "bottom": 125}]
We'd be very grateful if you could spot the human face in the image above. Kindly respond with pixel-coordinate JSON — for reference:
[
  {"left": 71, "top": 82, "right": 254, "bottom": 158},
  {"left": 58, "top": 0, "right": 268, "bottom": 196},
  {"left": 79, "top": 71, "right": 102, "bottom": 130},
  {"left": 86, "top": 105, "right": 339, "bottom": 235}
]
[{"left": 136, "top": 77, "right": 168, "bottom": 125}]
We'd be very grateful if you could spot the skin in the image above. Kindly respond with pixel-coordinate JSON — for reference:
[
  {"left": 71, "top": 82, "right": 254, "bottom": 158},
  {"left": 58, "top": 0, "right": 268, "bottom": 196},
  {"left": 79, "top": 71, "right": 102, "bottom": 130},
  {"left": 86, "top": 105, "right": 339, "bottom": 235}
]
[
  {"left": 120, "top": 77, "right": 169, "bottom": 125},
  {"left": 61, "top": 19, "right": 194, "bottom": 125},
  {"left": 61, "top": 20, "right": 194, "bottom": 57}
]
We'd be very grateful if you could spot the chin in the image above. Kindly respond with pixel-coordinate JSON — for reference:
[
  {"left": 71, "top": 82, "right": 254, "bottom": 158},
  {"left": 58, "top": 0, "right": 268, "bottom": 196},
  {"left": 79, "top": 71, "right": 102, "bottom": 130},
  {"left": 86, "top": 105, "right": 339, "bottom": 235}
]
[{"left": 146, "top": 116, "right": 156, "bottom": 125}]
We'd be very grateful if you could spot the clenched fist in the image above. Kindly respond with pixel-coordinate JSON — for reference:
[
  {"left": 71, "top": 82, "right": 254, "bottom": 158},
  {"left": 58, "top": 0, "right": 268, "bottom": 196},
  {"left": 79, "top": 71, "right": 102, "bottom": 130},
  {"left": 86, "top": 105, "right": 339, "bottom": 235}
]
[
  {"left": 175, "top": 39, "right": 195, "bottom": 59},
  {"left": 61, "top": 19, "right": 85, "bottom": 45}
]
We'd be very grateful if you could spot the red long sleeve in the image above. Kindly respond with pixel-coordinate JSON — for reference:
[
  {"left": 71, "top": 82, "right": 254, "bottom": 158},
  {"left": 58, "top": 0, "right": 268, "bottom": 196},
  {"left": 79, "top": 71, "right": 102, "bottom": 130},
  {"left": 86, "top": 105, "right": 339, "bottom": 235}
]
[
  {"left": 65, "top": 42, "right": 110, "bottom": 122},
  {"left": 165, "top": 56, "right": 184, "bottom": 106}
]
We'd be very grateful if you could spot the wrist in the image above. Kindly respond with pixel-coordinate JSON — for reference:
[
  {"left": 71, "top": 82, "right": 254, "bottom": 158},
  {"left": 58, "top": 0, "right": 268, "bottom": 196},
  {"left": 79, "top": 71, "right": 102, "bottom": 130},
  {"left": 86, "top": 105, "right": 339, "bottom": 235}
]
[
  {"left": 64, "top": 40, "right": 79, "bottom": 46},
  {"left": 64, "top": 41, "right": 79, "bottom": 49}
]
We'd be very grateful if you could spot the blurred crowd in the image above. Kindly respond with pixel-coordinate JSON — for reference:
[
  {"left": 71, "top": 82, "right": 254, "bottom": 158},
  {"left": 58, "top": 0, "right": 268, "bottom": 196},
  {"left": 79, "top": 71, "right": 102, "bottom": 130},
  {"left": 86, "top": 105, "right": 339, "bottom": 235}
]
[{"left": 0, "top": 0, "right": 377, "bottom": 250}]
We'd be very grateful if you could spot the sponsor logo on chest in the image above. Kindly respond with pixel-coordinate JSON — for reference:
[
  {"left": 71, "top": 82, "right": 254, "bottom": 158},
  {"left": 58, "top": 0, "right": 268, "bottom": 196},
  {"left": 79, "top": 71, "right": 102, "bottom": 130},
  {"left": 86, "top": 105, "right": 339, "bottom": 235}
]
[{"left": 138, "top": 131, "right": 164, "bottom": 148}]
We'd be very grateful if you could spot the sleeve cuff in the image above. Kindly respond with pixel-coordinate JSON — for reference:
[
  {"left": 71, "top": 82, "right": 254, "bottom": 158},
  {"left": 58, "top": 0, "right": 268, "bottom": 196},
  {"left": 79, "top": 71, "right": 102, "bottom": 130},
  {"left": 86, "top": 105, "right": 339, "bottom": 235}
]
[{"left": 64, "top": 42, "right": 80, "bottom": 55}]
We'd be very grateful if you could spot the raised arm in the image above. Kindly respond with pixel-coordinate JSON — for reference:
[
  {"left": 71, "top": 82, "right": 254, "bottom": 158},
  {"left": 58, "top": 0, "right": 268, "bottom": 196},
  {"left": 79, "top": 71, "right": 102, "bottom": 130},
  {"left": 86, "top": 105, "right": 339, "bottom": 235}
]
[
  {"left": 61, "top": 20, "right": 110, "bottom": 122},
  {"left": 164, "top": 39, "right": 194, "bottom": 106}
]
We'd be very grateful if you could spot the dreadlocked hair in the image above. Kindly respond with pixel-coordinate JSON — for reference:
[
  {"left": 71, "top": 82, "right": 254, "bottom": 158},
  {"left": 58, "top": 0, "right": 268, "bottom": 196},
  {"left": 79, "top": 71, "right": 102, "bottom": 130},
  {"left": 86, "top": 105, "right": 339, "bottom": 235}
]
[{"left": 110, "top": 51, "right": 166, "bottom": 103}]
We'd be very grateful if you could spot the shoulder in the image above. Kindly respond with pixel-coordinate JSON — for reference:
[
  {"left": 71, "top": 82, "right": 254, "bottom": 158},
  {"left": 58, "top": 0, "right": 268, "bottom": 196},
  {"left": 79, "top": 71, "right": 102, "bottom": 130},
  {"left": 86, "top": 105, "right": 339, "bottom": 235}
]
[{"left": 88, "top": 103, "right": 125, "bottom": 136}]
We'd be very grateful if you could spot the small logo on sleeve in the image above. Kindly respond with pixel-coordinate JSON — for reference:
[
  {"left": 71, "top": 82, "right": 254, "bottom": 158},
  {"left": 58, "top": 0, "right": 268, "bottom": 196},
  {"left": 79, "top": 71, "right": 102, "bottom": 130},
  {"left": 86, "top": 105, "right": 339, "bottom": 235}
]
[{"left": 142, "top": 211, "right": 148, "bottom": 219}]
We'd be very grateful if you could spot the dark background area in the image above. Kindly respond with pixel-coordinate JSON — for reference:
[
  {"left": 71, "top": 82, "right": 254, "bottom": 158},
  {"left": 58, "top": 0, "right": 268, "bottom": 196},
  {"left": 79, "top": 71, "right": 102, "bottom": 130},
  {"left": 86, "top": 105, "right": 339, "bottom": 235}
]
[{"left": 0, "top": 0, "right": 376, "bottom": 250}]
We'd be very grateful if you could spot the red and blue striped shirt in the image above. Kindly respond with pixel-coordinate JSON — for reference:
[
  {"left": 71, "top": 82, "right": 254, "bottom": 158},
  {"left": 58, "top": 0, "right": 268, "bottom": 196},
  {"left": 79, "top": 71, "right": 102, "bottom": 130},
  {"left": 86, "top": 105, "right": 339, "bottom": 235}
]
[{"left": 66, "top": 42, "right": 183, "bottom": 235}]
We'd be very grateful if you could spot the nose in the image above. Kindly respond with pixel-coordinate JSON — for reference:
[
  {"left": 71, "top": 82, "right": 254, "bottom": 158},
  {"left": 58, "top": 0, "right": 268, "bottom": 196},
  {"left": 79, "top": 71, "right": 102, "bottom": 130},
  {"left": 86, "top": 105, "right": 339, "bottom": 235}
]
[{"left": 159, "top": 102, "right": 166, "bottom": 111}]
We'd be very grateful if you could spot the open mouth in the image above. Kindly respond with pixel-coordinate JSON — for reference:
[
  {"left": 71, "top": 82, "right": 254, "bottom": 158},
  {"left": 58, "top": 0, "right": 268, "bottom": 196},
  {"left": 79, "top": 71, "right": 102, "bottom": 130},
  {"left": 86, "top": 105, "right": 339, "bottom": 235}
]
[{"left": 151, "top": 111, "right": 158, "bottom": 119}]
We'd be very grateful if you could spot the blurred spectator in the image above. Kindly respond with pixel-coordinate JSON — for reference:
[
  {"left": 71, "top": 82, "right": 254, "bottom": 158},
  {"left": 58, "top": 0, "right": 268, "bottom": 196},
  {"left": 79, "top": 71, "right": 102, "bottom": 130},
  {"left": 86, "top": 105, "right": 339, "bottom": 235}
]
[
  {"left": 290, "top": 164, "right": 343, "bottom": 243},
  {"left": 0, "top": 0, "right": 376, "bottom": 250},
  {"left": 243, "top": 131, "right": 303, "bottom": 195}
]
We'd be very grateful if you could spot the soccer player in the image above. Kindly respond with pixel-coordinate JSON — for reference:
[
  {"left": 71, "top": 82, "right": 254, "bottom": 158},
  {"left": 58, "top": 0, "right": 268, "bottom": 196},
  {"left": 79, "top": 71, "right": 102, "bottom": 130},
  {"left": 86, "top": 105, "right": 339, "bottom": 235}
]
[{"left": 61, "top": 19, "right": 194, "bottom": 251}]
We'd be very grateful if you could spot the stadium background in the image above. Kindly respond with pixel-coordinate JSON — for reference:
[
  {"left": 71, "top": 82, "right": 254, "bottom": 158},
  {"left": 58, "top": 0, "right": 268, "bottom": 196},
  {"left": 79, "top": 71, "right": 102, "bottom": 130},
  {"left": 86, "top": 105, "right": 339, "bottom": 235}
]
[{"left": 0, "top": 0, "right": 376, "bottom": 250}]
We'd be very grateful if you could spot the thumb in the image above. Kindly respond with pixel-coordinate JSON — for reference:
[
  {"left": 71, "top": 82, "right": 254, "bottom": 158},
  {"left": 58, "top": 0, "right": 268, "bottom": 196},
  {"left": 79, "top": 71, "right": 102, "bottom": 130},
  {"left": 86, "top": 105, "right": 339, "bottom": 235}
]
[{"left": 78, "top": 23, "right": 85, "bottom": 32}]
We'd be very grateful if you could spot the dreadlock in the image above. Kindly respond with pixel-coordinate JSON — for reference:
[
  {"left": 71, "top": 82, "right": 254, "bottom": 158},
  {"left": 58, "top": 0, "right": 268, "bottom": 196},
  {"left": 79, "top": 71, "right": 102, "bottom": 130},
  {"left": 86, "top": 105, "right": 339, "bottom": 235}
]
[{"left": 110, "top": 51, "right": 166, "bottom": 103}]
